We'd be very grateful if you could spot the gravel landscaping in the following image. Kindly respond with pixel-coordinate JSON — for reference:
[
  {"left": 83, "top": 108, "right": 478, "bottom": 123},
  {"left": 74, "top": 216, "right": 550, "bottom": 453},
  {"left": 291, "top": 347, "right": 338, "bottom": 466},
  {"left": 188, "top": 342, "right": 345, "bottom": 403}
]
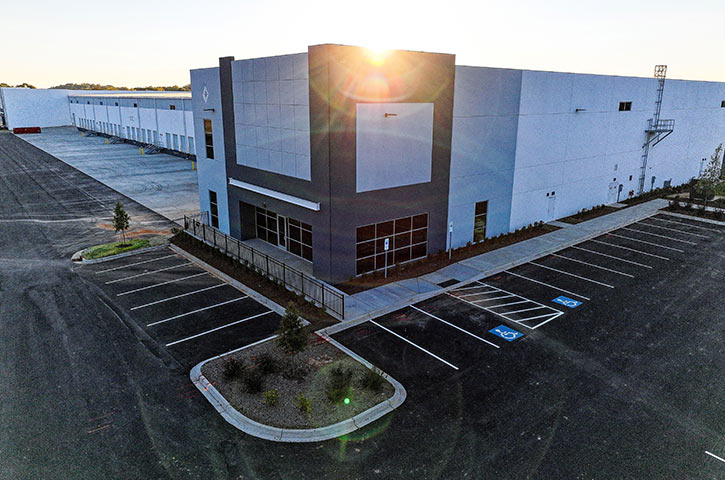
[{"left": 201, "top": 337, "right": 395, "bottom": 430}]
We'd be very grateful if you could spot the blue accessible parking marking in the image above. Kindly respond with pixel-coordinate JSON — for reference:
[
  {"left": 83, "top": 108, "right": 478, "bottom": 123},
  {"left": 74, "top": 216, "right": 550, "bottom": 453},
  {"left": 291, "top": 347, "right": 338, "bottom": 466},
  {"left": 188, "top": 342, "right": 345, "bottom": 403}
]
[
  {"left": 489, "top": 325, "right": 524, "bottom": 342},
  {"left": 553, "top": 296, "right": 583, "bottom": 308}
]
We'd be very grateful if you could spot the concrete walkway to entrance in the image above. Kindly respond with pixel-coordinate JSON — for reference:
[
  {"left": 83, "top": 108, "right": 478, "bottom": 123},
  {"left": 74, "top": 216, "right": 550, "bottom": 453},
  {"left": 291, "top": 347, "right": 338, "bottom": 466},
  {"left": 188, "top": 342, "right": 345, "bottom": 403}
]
[
  {"left": 339, "top": 199, "right": 669, "bottom": 324},
  {"left": 17, "top": 127, "right": 199, "bottom": 223}
]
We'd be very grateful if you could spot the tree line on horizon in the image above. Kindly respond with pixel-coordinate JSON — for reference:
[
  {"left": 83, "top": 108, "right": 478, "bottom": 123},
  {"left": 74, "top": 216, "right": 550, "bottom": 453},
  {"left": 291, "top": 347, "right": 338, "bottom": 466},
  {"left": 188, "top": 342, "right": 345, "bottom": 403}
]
[{"left": 0, "top": 82, "right": 190, "bottom": 91}]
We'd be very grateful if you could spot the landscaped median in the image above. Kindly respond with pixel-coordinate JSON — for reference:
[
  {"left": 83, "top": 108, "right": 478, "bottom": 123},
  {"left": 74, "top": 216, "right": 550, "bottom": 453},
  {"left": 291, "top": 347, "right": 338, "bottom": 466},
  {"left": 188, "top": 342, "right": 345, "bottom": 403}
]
[
  {"left": 73, "top": 235, "right": 169, "bottom": 262},
  {"left": 191, "top": 332, "right": 406, "bottom": 442}
]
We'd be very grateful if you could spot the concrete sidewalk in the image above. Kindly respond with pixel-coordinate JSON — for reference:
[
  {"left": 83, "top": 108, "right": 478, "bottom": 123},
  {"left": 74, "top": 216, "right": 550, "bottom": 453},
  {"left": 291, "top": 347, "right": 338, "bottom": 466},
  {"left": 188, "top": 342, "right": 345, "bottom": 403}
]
[{"left": 340, "top": 199, "right": 669, "bottom": 324}]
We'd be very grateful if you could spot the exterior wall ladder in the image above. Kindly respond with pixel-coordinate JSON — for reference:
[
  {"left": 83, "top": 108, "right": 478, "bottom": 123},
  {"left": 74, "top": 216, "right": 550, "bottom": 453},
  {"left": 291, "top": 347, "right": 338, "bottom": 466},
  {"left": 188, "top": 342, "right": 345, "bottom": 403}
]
[{"left": 638, "top": 65, "right": 675, "bottom": 194}]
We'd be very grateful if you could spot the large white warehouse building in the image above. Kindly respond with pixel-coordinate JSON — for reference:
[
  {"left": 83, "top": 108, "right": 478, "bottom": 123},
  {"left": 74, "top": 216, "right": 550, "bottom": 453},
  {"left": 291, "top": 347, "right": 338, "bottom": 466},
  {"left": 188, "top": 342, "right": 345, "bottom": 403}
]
[
  {"left": 0, "top": 88, "right": 195, "bottom": 155},
  {"left": 190, "top": 43, "right": 725, "bottom": 283}
]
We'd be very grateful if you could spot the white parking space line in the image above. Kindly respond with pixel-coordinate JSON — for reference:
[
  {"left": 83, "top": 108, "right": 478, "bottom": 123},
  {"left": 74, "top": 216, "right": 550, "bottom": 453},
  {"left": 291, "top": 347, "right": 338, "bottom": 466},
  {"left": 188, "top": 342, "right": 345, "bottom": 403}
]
[
  {"left": 529, "top": 261, "right": 615, "bottom": 288},
  {"left": 705, "top": 451, "right": 725, "bottom": 464},
  {"left": 504, "top": 305, "right": 548, "bottom": 315},
  {"left": 116, "top": 272, "right": 208, "bottom": 296},
  {"left": 453, "top": 285, "right": 498, "bottom": 292},
  {"left": 502, "top": 271, "right": 591, "bottom": 301},
  {"left": 458, "top": 290, "right": 507, "bottom": 298},
  {"left": 552, "top": 254, "right": 634, "bottom": 278},
  {"left": 650, "top": 216, "right": 721, "bottom": 232},
  {"left": 147, "top": 296, "right": 248, "bottom": 327},
  {"left": 622, "top": 226, "right": 697, "bottom": 245},
  {"left": 410, "top": 305, "right": 500, "bottom": 349},
  {"left": 589, "top": 239, "right": 669, "bottom": 260},
  {"left": 165, "top": 311, "right": 274, "bottom": 347},
  {"left": 370, "top": 320, "right": 459, "bottom": 370},
  {"left": 607, "top": 233, "right": 685, "bottom": 252},
  {"left": 96, "top": 254, "right": 178, "bottom": 274},
  {"left": 570, "top": 246, "right": 653, "bottom": 268},
  {"left": 637, "top": 221, "right": 709, "bottom": 238},
  {"left": 105, "top": 262, "right": 193, "bottom": 284},
  {"left": 487, "top": 300, "right": 530, "bottom": 309},
  {"left": 130, "top": 283, "right": 226, "bottom": 310},
  {"left": 470, "top": 294, "right": 515, "bottom": 302},
  {"left": 514, "top": 312, "right": 560, "bottom": 326}
]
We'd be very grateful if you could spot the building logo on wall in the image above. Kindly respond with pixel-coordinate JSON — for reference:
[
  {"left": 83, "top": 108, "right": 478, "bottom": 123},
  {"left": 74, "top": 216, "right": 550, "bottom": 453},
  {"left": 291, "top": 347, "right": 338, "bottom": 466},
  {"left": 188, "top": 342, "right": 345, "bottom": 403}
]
[{"left": 202, "top": 86, "right": 209, "bottom": 103}]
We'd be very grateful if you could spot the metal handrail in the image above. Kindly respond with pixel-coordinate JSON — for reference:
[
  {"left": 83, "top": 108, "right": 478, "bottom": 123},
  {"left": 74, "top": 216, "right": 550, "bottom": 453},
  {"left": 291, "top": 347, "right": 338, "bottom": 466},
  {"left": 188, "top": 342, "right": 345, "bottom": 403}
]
[{"left": 182, "top": 215, "right": 344, "bottom": 318}]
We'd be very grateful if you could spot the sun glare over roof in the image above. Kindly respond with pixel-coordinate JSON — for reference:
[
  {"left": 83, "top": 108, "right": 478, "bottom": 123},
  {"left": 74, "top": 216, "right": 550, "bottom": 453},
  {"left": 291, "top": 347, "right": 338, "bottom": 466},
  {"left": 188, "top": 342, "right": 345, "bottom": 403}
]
[{"left": 364, "top": 46, "right": 392, "bottom": 66}]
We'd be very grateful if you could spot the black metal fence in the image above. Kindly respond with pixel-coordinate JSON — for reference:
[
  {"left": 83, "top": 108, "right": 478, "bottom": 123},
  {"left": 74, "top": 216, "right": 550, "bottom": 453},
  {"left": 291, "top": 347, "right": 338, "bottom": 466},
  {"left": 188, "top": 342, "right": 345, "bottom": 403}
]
[{"left": 183, "top": 214, "right": 344, "bottom": 318}]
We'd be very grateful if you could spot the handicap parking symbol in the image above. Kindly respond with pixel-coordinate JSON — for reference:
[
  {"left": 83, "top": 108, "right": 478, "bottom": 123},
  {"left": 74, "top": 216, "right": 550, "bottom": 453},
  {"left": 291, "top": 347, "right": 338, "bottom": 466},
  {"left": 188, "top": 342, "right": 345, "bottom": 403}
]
[
  {"left": 552, "top": 296, "right": 582, "bottom": 308},
  {"left": 489, "top": 325, "right": 524, "bottom": 342}
]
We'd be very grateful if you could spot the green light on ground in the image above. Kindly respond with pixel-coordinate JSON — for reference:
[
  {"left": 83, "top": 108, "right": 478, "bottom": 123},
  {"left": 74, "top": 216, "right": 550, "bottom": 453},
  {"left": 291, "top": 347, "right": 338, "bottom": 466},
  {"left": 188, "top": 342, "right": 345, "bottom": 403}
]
[{"left": 344, "top": 398, "right": 350, "bottom": 405}]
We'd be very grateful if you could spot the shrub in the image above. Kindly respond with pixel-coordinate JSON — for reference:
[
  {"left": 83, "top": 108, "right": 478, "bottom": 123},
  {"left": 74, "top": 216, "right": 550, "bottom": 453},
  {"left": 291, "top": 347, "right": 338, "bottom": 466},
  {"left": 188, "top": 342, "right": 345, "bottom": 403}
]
[
  {"left": 222, "top": 357, "right": 245, "bottom": 380},
  {"left": 360, "top": 367, "right": 385, "bottom": 393},
  {"left": 296, "top": 393, "right": 311, "bottom": 413},
  {"left": 281, "top": 355, "right": 309, "bottom": 382},
  {"left": 277, "top": 303, "right": 308, "bottom": 354},
  {"left": 256, "top": 352, "right": 279, "bottom": 375},
  {"left": 243, "top": 369, "right": 264, "bottom": 394},
  {"left": 326, "top": 366, "right": 354, "bottom": 404},
  {"left": 263, "top": 389, "right": 279, "bottom": 407}
]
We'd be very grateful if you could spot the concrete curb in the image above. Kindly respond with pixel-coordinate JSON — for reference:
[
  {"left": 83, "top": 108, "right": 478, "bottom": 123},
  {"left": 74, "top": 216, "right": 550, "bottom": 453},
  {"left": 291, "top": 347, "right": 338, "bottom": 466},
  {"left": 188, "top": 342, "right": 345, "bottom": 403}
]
[
  {"left": 660, "top": 210, "right": 725, "bottom": 226},
  {"left": 190, "top": 335, "right": 406, "bottom": 443},
  {"left": 168, "top": 244, "right": 308, "bottom": 324},
  {"left": 320, "top": 203, "right": 666, "bottom": 338},
  {"left": 72, "top": 244, "right": 168, "bottom": 264}
]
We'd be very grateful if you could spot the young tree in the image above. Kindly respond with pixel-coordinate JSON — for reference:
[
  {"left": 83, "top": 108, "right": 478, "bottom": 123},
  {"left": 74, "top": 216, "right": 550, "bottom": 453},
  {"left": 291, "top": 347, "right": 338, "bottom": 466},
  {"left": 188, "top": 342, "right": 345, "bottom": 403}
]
[
  {"left": 277, "top": 303, "right": 307, "bottom": 355},
  {"left": 697, "top": 144, "right": 723, "bottom": 206},
  {"left": 112, "top": 202, "right": 131, "bottom": 244}
]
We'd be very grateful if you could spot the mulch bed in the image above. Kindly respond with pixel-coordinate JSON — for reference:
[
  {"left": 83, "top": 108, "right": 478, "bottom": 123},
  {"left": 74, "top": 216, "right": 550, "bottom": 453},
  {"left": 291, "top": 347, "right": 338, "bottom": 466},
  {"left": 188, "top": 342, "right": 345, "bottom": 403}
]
[
  {"left": 201, "top": 337, "right": 395, "bottom": 429},
  {"left": 170, "top": 232, "right": 337, "bottom": 328},
  {"left": 336, "top": 224, "right": 560, "bottom": 295},
  {"left": 663, "top": 203, "right": 725, "bottom": 222},
  {"left": 559, "top": 206, "right": 620, "bottom": 224}
]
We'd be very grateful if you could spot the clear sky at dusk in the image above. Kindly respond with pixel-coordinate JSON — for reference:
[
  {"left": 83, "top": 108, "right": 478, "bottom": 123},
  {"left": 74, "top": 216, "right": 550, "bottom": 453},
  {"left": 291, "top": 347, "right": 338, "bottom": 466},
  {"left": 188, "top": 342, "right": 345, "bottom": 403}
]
[{"left": 3, "top": 0, "right": 723, "bottom": 88}]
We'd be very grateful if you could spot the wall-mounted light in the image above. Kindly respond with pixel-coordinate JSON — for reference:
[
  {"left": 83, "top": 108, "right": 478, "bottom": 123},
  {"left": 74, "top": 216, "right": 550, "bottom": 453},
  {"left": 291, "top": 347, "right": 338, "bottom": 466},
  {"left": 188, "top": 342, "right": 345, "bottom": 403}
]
[
  {"left": 384, "top": 113, "right": 397, "bottom": 118},
  {"left": 575, "top": 108, "right": 586, "bottom": 113}
]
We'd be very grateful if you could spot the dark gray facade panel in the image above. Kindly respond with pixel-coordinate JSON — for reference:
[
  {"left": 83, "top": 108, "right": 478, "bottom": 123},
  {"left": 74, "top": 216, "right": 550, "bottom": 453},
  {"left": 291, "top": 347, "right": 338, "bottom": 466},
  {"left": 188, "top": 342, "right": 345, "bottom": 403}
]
[{"left": 311, "top": 44, "right": 456, "bottom": 282}]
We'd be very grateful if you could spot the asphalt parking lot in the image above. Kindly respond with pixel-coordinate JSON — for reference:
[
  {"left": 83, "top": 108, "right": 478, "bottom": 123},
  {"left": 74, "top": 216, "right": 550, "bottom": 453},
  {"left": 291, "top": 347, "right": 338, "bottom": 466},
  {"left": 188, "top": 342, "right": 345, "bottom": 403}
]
[
  {"left": 333, "top": 212, "right": 725, "bottom": 478},
  {"left": 79, "top": 246, "right": 282, "bottom": 369}
]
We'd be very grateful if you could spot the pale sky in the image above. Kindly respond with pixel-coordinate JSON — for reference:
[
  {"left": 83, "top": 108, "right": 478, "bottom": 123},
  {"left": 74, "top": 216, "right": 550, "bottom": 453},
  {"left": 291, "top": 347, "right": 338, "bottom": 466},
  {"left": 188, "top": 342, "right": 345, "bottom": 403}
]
[{"left": 3, "top": 0, "right": 724, "bottom": 88}]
